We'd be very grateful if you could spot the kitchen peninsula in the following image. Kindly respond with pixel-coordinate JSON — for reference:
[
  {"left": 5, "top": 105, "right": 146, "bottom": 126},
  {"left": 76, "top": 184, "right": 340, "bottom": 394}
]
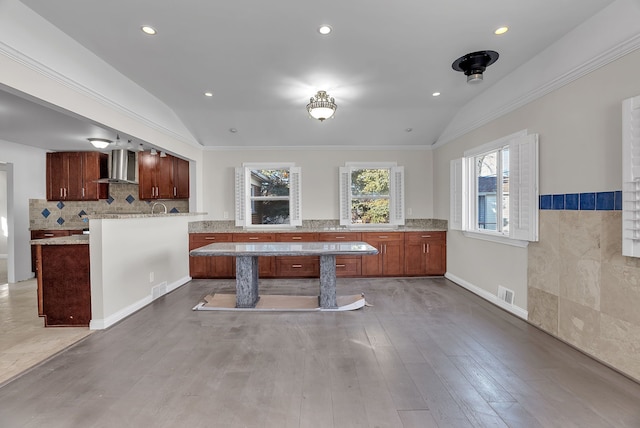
[{"left": 32, "top": 212, "right": 205, "bottom": 330}]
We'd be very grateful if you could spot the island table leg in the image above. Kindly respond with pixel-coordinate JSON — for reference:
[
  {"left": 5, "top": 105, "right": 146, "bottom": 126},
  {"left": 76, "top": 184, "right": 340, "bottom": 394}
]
[
  {"left": 319, "top": 254, "right": 338, "bottom": 309},
  {"left": 235, "top": 256, "right": 259, "bottom": 308}
]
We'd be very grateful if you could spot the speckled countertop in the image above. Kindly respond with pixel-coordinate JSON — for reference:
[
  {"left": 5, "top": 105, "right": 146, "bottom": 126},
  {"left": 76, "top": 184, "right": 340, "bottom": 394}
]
[
  {"left": 188, "top": 219, "right": 448, "bottom": 233},
  {"left": 85, "top": 212, "right": 207, "bottom": 220},
  {"left": 30, "top": 234, "right": 90, "bottom": 245}
]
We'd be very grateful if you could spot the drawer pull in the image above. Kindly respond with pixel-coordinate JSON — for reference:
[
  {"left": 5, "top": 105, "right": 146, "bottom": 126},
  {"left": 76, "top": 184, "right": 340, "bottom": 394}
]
[
  {"left": 248, "top": 237, "right": 259, "bottom": 240},
  {"left": 334, "top": 236, "right": 346, "bottom": 239},
  {"left": 292, "top": 264, "right": 303, "bottom": 268},
  {"left": 291, "top": 237, "right": 302, "bottom": 240},
  {"left": 378, "top": 235, "right": 388, "bottom": 239},
  {"left": 205, "top": 237, "right": 217, "bottom": 240},
  {"left": 336, "top": 264, "right": 346, "bottom": 268},
  {"left": 421, "top": 235, "right": 432, "bottom": 238},
  {"left": 44, "top": 233, "right": 54, "bottom": 237}
]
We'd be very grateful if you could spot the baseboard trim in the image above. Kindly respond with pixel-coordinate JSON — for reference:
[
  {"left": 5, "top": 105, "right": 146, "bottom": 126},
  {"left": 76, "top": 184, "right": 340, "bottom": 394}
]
[
  {"left": 444, "top": 272, "right": 528, "bottom": 320},
  {"left": 90, "top": 276, "right": 191, "bottom": 330}
]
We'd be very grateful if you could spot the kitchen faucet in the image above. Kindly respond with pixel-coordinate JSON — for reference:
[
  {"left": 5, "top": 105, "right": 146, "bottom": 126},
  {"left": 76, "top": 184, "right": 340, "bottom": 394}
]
[{"left": 151, "top": 202, "right": 167, "bottom": 214}]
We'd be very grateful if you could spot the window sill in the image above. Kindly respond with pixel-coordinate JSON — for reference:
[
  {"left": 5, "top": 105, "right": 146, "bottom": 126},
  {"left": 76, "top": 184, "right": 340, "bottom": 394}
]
[{"left": 462, "top": 230, "right": 529, "bottom": 248}]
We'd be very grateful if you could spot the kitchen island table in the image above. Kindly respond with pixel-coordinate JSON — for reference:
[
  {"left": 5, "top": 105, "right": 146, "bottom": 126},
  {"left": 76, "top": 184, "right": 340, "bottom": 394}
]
[{"left": 190, "top": 241, "right": 378, "bottom": 308}]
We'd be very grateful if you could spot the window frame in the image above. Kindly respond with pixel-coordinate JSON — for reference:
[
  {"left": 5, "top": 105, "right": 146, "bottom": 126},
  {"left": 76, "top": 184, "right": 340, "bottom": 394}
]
[
  {"left": 451, "top": 130, "right": 538, "bottom": 247},
  {"left": 339, "top": 162, "right": 405, "bottom": 228},
  {"left": 235, "top": 162, "right": 302, "bottom": 229}
]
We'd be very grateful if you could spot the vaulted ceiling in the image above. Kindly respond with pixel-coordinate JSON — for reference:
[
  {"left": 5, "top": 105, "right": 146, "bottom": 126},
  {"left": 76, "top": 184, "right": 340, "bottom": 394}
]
[{"left": 1, "top": 0, "right": 620, "bottom": 152}]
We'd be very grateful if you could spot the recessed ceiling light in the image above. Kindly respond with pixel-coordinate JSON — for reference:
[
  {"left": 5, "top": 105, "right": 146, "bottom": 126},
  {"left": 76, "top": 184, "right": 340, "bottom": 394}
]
[
  {"left": 405, "top": 128, "right": 413, "bottom": 133},
  {"left": 204, "top": 92, "right": 213, "bottom": 97},
  {"left": 432, "top": 92, "right": 441, "bottom": 97},
  {"left": 229, "top": 128, "right": 238, "bottom": 133},
  {"left": 318, "top": 25, "right": 332, "bottom": 35},
  {"left": 494, "top": 26, "right": 509, "bottom": 35},
  {"left": 141, "top": 26, "right": 157, "bottom": 35}
]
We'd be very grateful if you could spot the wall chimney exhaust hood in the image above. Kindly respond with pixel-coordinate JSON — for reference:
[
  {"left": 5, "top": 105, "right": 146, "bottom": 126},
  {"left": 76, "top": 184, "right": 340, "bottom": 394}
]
[{"left": 97, "top": 149, "right": 137, "bottom": 184}]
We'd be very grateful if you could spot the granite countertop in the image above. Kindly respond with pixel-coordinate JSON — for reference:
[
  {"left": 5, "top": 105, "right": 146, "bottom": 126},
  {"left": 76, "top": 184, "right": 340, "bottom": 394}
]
[
  {"left": 30, "top": 234, "right": 90, "bottom": 245},
  {"left": 189, "top": 219, "right": 448, "bottom": 233},
  {"left": 86, "top": 212, "right": 207, "bottom": 220},
  {"left": 191, "top": 241, "right": 379, "bottom": 257}
]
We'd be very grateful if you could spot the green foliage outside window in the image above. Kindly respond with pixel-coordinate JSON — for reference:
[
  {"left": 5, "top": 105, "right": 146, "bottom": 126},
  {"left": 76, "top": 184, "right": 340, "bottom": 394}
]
[{"left": 350, "top": 168, "right": 390, "bottom": 224}]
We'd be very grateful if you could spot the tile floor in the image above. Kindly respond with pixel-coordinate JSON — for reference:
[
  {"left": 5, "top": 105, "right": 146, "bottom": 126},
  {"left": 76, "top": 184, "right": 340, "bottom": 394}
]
[{"left": 0, "top": 270, "right": 92, "bottom": 386}]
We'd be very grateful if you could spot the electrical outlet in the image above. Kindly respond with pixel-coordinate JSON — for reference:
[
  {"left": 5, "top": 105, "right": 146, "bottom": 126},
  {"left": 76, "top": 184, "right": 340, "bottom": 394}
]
[
  {"left": 223, "top": 211, "right": 229, "bottom": 219},
  {"left": 149, "top": 271, "right": 154, "bottom": 283}
]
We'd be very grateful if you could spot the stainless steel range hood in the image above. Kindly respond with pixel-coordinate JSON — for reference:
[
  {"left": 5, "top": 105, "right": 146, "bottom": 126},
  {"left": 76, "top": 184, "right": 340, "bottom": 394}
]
[{"left": 97, "top": 149, "right": 137, "bottom": 184}]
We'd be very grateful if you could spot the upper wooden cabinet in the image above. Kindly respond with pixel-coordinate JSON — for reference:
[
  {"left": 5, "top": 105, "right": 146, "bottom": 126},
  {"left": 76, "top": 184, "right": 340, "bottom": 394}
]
[
  {"left": 46, "top": 152, "right": 108, "bottom": 201},
  {"left": 138, "top": 151, "right": 190, "bottom": 200}
]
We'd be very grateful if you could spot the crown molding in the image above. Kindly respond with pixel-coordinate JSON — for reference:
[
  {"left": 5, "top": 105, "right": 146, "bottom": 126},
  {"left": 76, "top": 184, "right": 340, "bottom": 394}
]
[
  {"left": 203, "top": 144, "right": 433, "bottom": 152},
  {"left": 0, "top": 41, "right": 202, "bottom": 149}
]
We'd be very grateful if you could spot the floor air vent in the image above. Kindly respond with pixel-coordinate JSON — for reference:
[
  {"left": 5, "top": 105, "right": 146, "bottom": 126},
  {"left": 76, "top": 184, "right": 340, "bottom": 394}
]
[{"left": 498, "top": 286, "right": 514, "bottom": 305}]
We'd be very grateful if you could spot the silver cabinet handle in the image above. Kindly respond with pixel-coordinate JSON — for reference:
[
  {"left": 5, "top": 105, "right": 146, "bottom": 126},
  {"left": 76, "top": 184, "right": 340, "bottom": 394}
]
[{"left": 292, "top": 264, "right": 303, "bottom": 268}]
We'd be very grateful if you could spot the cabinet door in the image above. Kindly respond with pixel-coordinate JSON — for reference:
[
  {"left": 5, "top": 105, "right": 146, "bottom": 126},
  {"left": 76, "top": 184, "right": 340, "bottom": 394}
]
[
  {"left": 403, "top": 240, "right": 426, "bottom": 275},
  {"left": 425, "top": 239, "right": 446, "bottom": 276},
  {"left": 138, "top": 151, "right": 158, "bottom": 199},
  {"left": 81, "top": 152, "right": 109, "bottom": 200},
  {"left": 173, "top": 157, "right": 190, "bottom": 199},
  {"left": 381, "top": 241, "right": 405, "bottom": 276},
  {"left": 46, "top": 152, "right": 67, "bottom": 200},
  {"left": 65, "top": 152, "right": 84, "bottom": 200},
  {"left": 156, "top": 155, "right": 175, "bottom": 199}
]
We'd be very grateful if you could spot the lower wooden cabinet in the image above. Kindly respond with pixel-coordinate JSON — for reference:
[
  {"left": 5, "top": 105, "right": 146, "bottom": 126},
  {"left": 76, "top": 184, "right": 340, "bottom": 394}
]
[
  {"left": 188, "top": 230, "right": 446, "bottom": 279},
  {"left": 31, "top": 230, "right": 83, "bottom": 273},
  {"left": 361, "top": 232, "right": 405, "bottom": 276},
  {"left": 189, "top": 233, "right": 233, "bottom": 278},
  {"left": 36, "top": 244, "right": 91, "bottom": 326},
  {"left": 404, "top": 231, "right": 447, "bottom": 276}
]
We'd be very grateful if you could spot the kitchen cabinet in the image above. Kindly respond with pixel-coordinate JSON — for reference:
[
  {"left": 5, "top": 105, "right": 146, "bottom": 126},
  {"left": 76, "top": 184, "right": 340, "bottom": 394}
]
[
  {"left": 189, "top": 233, "right": 234, "bottom": 278},
  {"left": 46, "top": 152, "right": 108, "bottom": 201},
  {"left": 31, "top": 229, "right": 83, "bottom": 275},
  {"left": 404, "top": 231, "right": 446, "bottom": 276},
  {"left": 35, "top": 243, "right": 91, "bottom": 326},
  {"left": 318, "top": 231, "right": 362, "bottom": 277},
  {"left": 276, "top": 233, "right": 319, "bottom": 277},
  {"left": 138, "top": 151, "right": 190, "bottom": 200},
  {"left": 232, "top": 233, "right": 276, "bottom": 277},
  {"left": 361, "top": 232, "right": 405, "bottom": 276}
]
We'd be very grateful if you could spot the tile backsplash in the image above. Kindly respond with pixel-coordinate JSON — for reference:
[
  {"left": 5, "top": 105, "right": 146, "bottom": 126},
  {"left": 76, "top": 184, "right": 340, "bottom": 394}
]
[{"left": 30, "top": 183, "right": 189, "bottom": 230}]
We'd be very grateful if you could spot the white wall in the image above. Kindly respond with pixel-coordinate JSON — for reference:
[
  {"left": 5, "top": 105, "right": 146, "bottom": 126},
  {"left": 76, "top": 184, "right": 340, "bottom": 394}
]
[
  {"left": 203, "top": 148, "right": 434, "bottom": 221},
  {"left": 0, "top": 168, "right": 7, "bottom": 255},
  {"left": 89, "top": 215, "right": 200, "bottom": 329},
  {"left": 0, "top": 140, "right": 47, "bottom": 282},
  {"left": 433, "top": 47, "right": 640, "bottom": 315}
]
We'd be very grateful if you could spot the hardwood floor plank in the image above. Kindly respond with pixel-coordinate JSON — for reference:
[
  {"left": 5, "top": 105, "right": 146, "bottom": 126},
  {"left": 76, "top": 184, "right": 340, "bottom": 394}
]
[{"left": 2, "top": 277, "right": 640, "bottom": 428}]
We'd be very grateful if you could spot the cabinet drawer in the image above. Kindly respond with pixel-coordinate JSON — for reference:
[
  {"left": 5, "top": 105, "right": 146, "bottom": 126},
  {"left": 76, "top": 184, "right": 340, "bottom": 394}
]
[
  {"left": 189, "top": 233, "right": 233, "bottom": 250},
  {"left": 276, "top": 256, "right": 319, "bottom": 277},
  {"left": 361, "top": 232, "right": 405, "bottom": 242},
  {"left": 404, "top": 231, "right": 445, "bottom": 243},
  {"left": 335, "top": 256, "right": 361, "bottom": 277},
  {"left": 318, "top": 232, "right": 362, "bottom": 241},
  {"left": 232, "top": 233, "right": 275, "bottom": 242},
  {"left": 276, "top": 232, "right": 318, "bottom": 242}
]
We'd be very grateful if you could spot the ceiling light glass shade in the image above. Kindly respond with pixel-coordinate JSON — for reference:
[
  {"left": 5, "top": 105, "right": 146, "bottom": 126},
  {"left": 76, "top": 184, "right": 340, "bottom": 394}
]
[
  {"left": 307, "top": 91, "right": 337, "bottom": 121},
  {"left": 87, "top": 138, "right": 111, "bottom": 149}
]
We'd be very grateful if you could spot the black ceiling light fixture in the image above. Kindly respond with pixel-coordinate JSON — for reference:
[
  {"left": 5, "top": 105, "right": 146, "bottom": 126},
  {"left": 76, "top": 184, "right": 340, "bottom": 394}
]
[{"left": 452, "top": 50, "right": 499, "bottom": 84}]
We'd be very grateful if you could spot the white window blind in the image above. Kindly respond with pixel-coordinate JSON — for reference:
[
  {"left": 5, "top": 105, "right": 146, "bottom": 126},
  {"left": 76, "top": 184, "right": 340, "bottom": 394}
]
[{"left": 622, "top": 94, "right": 640, "bottom": 257}]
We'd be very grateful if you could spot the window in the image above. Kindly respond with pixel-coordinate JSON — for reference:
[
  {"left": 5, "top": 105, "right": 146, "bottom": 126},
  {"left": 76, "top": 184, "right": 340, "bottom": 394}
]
[
  {"left": 235, "top": 163, "right": 301, "bottom": 227},
  {"left": 450, "top": 131, "right": 538, "bottom": 245},
  {"left": 339, "top": 163, "right": 404, "bottom": 227}
]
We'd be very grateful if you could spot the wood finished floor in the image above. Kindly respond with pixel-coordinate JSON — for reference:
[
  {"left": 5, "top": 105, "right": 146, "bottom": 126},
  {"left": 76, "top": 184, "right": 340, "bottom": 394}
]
[{"left": 1, "top": 277, "right": 640, "bottom": 428}]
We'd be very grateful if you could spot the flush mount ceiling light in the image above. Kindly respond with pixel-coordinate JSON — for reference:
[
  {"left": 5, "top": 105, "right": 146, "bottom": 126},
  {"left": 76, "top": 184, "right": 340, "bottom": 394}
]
[
  {"left": 318, "top": 25, "right": 332, "bottom": 35},
  {"left": 141, "top": 25, "right": 157, "bottom": 35},
  {"left": 494, "top": 26, "right": 509, "bottom": 35},
  {"left": 204, "top": 91, "right": 213, "bottom": 97},
  {"left": 307, "top": 91, "right": 337, "bottom": 121},
  {"left": 87, "top": 138, "right": 111, "bottom": 149},
  {"left": 452, "top": 50, "right": 499, "bottom": 84}
]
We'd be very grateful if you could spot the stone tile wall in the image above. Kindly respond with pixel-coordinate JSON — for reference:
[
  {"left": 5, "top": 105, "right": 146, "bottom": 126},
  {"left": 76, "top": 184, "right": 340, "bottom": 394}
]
[
  {"left": 528, "top": 210, "right": 640, "bottom": 381},
  {"left": 29, "top": 183, "right": 189, "bottom": 230}
]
